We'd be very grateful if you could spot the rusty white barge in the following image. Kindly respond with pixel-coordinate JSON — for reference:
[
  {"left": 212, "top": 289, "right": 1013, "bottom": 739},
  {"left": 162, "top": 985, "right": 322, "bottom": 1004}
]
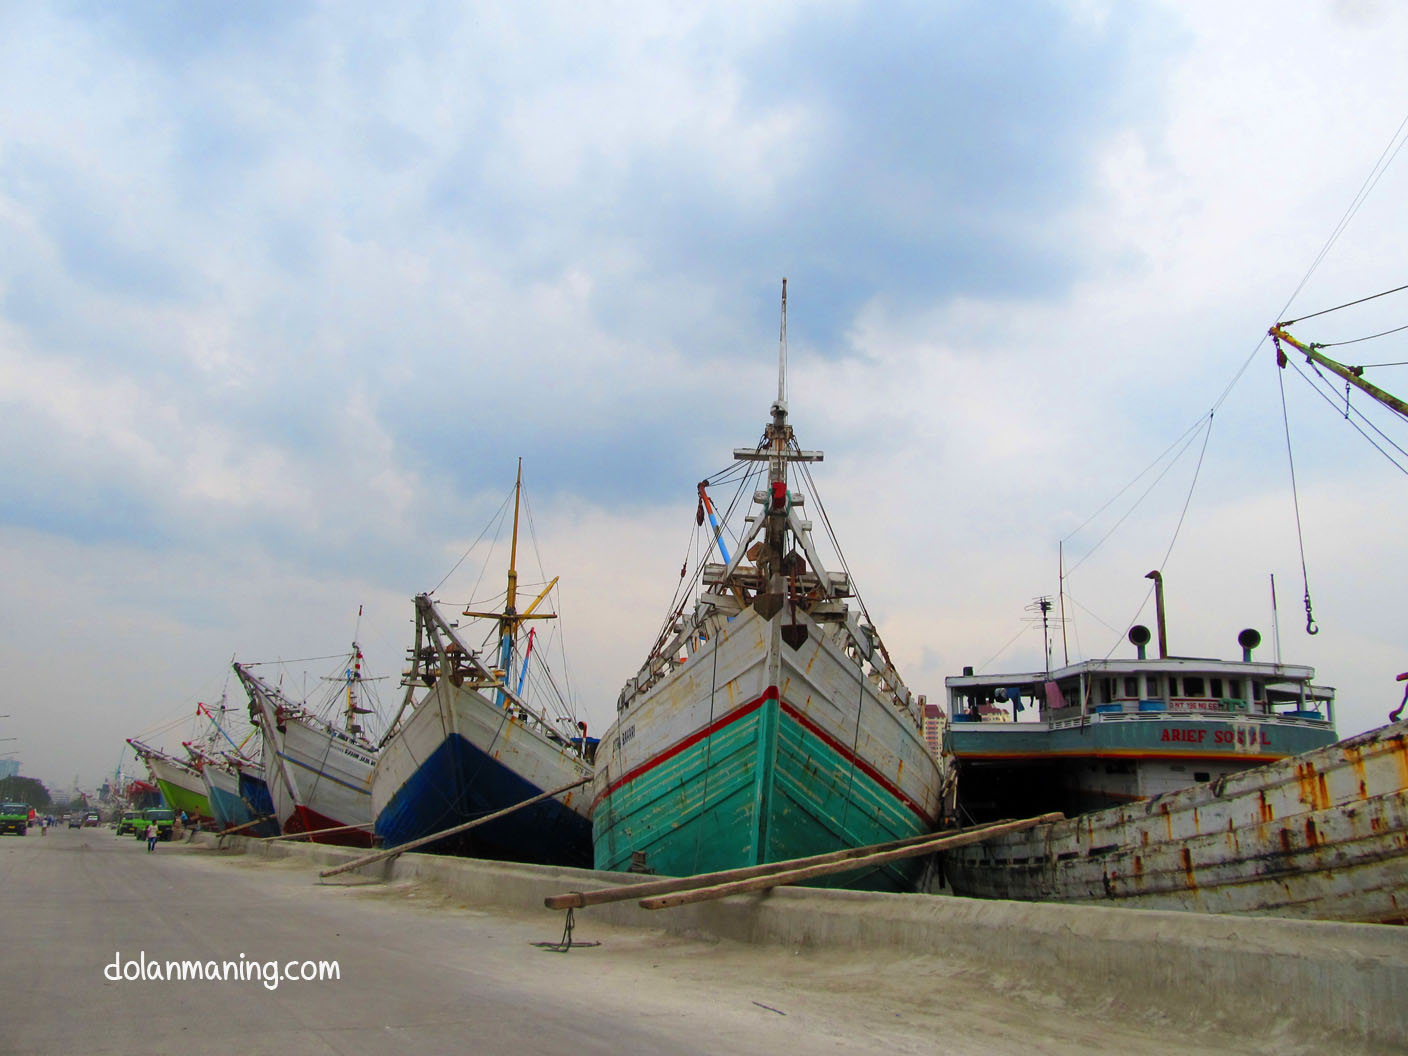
[{"left": 941, "top": 605, "right": 1408, "bottom": 923}]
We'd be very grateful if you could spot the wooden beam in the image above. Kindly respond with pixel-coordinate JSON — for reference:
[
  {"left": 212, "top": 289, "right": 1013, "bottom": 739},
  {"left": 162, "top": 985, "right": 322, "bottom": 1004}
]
[
  {"left": 639, "top": 813, "right": 1063, "bottom": 910},
  {"left": 318, "top": 775, "right": 591, "bottom": 879},
  {"left": 543, "top": 814, "right": 1063, "bottom": 911},
  {"left": 259, "top": 822, "right": 375, "bottom": 843},
  {"left": 213, "top": 814, "right": 276, "bottom": 839}
]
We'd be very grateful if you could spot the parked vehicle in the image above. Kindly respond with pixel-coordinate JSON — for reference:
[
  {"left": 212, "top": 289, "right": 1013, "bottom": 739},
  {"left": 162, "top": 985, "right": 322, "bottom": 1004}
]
[
  {"left": 0, "top": 802, "right": 28, "bottom": 836},
  {"left": 67, "top": 814, "right": 82, "bottom": 828},
  {"left": 115, "top": 810, "right": 142, "bottom": 836}
]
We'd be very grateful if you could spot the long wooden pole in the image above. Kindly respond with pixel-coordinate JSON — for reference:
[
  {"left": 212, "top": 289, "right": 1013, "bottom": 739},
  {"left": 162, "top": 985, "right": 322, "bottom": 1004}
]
[
  {"left": 260, "top": 821, "right": 375, "bottom": 843},
  {"left": 318, "top": 775, "right": 591, "bottom": 879},
  {"left": 544, "top": 813, "right": 1063, "bottom": 911},
  {"left": 640, "top": 813, "right": 1061, "bottom": 910},
  {"left": 213, "top": 814, "right": 276, "bottom": 839}
]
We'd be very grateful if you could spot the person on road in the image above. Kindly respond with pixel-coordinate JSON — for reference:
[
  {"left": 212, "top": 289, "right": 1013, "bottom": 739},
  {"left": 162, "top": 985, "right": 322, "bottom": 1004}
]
[
  {"left": 145, "top": 822, "right": 158, "bottom": 852},
  {"left": 40, "top": 816, "right": 48, "bottom": 837}
]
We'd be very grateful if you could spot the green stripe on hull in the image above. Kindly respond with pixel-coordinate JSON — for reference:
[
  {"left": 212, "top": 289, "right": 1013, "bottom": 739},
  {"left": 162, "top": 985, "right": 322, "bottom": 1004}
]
[
  {"left": 594, "top": 699, "right": 930, "bottom": 891},
  {"left": 155, "top": 779, "right": 210, "bottom": 819}
]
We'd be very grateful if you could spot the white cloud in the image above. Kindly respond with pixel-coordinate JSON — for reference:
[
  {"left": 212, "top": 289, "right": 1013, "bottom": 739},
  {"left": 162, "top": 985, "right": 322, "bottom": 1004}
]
[{"left": 2, "top": 1, "right": 1406, "bottom": 791}]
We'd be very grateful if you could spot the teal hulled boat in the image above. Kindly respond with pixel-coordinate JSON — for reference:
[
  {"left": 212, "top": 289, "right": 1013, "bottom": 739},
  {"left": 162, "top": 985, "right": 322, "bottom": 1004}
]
[{"left": 591, "top": 282, "right": 947, "bottom": 890}]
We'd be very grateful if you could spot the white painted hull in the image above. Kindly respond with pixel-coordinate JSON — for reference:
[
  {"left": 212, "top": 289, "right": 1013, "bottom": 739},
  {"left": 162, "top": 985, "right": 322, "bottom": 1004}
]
[
  {"left": 371, "top": 677, "right": 593, "bottom": 862},
  {"left": 943, "top": 719, "right": 1408, "bottom": 923},
  {"left": 259, "top": 714, "right": 376, "bottom": 842}
]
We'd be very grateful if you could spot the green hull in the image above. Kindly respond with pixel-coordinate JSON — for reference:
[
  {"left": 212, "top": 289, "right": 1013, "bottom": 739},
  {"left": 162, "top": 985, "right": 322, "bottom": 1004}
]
[
  {"left": 594, "top": 691, "right": 932, "bottom": 891},
  {"left": 154, "top": 779, "right": 209, "bottom": 820}
]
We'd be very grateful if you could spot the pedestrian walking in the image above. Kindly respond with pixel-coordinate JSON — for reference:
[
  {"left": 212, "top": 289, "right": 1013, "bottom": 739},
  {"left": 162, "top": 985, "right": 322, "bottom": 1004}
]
[{"left": 145, "top": 821, "right": 158, "bottom": 852}]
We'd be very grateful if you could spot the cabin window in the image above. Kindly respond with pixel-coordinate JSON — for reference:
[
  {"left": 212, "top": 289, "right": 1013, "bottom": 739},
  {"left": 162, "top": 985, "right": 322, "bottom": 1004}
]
[
  {"left": 1252, "top": 680, "right": 1265, "bottom": 701},
  {"left": 1146, "top": 675, "right": 1162, "bottom": 697},
  {"left": 1183, "top": 676, "right": 1205, "bottom": 697},
  {"left": 1102, "top": 677, "right": 1114, "bottom": 701},
  {"left": 1124, "top": 677, "right": 1139, "bottom": 698},
  {"left": 1194, "top": 772, "right": 1211, "bottom": 782},
  {"left": 1210, "top": 678, "right": 1224, "bottom": 698}
]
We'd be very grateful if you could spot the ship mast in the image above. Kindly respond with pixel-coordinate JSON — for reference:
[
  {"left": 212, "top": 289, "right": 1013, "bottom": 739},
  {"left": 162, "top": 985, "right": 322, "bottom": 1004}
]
[{"left": 462, "top": 458, "right": 558, "bottom": 707}]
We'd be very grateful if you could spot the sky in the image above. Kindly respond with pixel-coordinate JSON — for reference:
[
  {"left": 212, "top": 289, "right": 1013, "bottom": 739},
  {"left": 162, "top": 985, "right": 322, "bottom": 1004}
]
[{"left": 2, "top": 1, "right": 1407, "bottom": 793}]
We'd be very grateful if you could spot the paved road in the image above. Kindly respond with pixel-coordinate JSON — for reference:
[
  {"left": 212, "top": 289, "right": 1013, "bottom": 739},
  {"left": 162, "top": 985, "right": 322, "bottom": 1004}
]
[{"left": 0, "top": 826, "right": 1356, "bottom": 1055}]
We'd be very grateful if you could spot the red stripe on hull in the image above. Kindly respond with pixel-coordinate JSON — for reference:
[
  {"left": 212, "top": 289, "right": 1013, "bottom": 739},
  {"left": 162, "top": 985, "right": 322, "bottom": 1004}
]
[
  {"left": 595, "top": 685, "right": 937, "bottom": 830},
  {"left": 284, "top": 804, "right": 374, "bottom": 848},
  {"left": 593, "top": 688, "right": 776, "bottom": 811},
  {"left": 779, "top": 700, "right": 937, "bottom": 829}
]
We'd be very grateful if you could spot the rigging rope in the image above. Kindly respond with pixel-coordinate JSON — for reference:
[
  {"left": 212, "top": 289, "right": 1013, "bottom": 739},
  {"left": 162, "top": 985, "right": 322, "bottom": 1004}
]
[
  {"left": 1279, "top": 282, "right": 1408, "bottom": 327},
  {"left": 1282, "top": 352, "right": 1408, "bottom": 472},
  {"left": 1275, "top": 355, "right": 1319, "bottom": 635},
  {"left": 431, "top": 487, "right": 516, "bottom": 595},
  {"left": 1318, "top": 322, "right": 1408, "bottom": 347},
  {"left": 1064, "top": 415, "right": 1211, "bottom": 577}
]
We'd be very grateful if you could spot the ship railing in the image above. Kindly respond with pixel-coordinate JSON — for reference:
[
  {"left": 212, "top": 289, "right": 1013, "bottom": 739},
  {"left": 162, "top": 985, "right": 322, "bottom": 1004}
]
[{"left": 952, "top": 706, "right": 1332, "bottom": 733}]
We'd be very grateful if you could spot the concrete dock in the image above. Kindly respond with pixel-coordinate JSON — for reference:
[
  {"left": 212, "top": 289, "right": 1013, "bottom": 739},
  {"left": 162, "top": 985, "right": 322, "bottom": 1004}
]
[{"left": 2, "top": 825, "right": 1402, "bottom": 1054}]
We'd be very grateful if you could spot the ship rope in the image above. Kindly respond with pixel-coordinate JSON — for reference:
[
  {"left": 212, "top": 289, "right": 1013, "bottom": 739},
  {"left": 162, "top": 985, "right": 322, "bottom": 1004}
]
[
  {"left": 1277, "top": 351, "right": 1408, "bottom": 472},
  {"left": 430, "top": 485, "right": 515, "bottom": 595},
  {"left": 1059, "top": 110, "right": 1408, "bottom": 651},
  {"left": 1276, "top": 357, "right": 1319, "bottom": 635},
  {"left": 690, "top": 618, "right": 724, "bottom": 876},
  {"left": 834, "top": 657, "right": 867, "bottom": 854}
]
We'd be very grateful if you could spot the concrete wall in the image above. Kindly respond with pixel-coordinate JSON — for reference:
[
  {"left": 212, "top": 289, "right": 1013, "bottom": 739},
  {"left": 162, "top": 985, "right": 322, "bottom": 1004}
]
[{"left": 202, "top": 834, "right": 1408, "bottom": 1048}]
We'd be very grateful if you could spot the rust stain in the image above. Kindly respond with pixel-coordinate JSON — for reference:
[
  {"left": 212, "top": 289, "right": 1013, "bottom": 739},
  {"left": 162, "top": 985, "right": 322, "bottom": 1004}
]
[
  {"left": 1304, "top": 817, "right": 1319, "bottom": 848},
  {"left": 1180, "top": 847, "right": 1197, "bottom": 890},
  {"left": 1392, "top": 735, "right": 1408, "bottom": 793},
  {"left": 1257, "top": 790, "right": 1275, "bottom": 824},
  {"left": 1279, "top": 828, "right": 1293, "bottom": 855},
  {"left": 1345, "top": 743, "right": 1368, "bottom": 801},
  {"left": 1192, "top": 806, "right": 1201, "bottom": 833},
  {"left": 1294, "top": 762, "right": 1330, "bottom": 811},
  {"left": 1132, "top": 855, "right": 1143, "bottom": 879}
]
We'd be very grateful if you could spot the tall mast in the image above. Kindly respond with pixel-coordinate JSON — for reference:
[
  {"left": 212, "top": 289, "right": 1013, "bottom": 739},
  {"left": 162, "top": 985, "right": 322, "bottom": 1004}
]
[
  {"left": 777, "top": 277, "right": 788, "bottom": 409},
  {"left": 346, "top": 605, "right": 364, "bottom": 736},
  {"left": 462, "top": 459, "right": 558, "bottom": 708},
  {"left": 769, "top": 278, "right": 790, "bottom": 489},
  {"left": 499, "top": 458, "right": 524, "bottom": 700},
  {"left": 506, "top": 458, "right": 522, "bottom": 620}
]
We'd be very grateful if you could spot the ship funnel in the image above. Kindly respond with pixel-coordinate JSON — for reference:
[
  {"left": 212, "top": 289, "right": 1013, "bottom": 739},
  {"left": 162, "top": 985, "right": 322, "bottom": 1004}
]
[
  {"left": 1128, "top": 624, "right": 1151, "bottom": 661},
  {"left": 1144, "top": 571, "right": 1168, "bottom": 658},
  {"left": 1238, "top": 628, "right": 1262, "bottom": 662}
]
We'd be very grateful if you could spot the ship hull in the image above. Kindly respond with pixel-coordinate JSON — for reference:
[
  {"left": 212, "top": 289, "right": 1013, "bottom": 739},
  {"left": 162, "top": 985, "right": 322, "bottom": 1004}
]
[
  {"left": 371, "top": 679, "right": 593, "bottom": 865},
  {"left": 200, "top": 764, "right": 240, "bottom": 828},
  {"left": 593, "top": 606, "right": 943, "bottom": 890},
  {"left": 201, "top": 763, "right": 273, "bottom": 833},
  {"left": 950, "top": 714, "right": 1339, "bottom": 819},
  {"left": 146, "top": 756, "right": 212, "bottom": 822},
  {"left": 259, "top": 717, "right": 376, "bottom": 847},
  {"left": 231, "top": 762, "right": 281, "bottom": 837},
  {"left": 943, "top": 719, "right": 1408, "bottom": 923}
]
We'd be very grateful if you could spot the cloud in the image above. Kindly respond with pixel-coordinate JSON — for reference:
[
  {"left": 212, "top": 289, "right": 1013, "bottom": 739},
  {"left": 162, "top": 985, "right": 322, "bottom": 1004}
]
[{"left": 1, "top": 1, "right": 1406, "bottom": 787}]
